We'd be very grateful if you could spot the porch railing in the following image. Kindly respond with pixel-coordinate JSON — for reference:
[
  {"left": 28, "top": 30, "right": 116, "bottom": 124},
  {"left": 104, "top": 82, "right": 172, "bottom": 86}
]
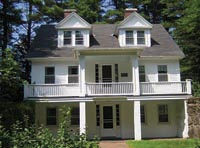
[
  {"left": 140, "top": 81, "right": 189, "bottom": 95},
  {"left": 86, "top": 82, "right": 134, "bottom": 96},
  {"left": 24, "top": 84, "right": 80, "bottom": 98}
]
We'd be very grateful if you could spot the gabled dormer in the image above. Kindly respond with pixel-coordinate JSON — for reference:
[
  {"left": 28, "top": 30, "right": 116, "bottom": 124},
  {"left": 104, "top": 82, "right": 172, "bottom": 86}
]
[
  {"left": 56, "top": 9, "right": 91, "bottom": 48},
  {"left": 118, "top": 8, "right": 152, "bottom": 47}
]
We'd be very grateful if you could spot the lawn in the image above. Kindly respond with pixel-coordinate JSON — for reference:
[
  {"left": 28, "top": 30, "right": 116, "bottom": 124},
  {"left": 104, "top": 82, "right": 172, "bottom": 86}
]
[{"left": 127, "top": 139, "right": 200, "bottom": 148}]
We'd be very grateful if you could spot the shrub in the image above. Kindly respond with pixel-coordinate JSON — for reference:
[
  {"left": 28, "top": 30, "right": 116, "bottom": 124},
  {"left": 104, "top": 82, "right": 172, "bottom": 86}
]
[{"left": 0, "top": 106, "right": 99, "bottom": 148}]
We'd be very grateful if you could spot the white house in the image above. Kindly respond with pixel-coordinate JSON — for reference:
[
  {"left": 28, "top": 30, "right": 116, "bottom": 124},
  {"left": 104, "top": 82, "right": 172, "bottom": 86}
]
[{"left": 24, "top": 8, "right": 192, "bottom": 140}]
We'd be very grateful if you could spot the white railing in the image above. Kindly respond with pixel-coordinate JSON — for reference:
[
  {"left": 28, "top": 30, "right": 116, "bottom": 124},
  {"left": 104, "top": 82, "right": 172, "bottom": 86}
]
[
  {"left": 140, "top": 81, "right": 189, "bottom": 95},
  {"left": 86, "top": 82, "right": 134, "bottom": 96},
  {"left": 24, "top": 84, "right": 80, "bottom": 98},
  {"left": 24, "top": 80, "right": 192, "bottom": 98}
]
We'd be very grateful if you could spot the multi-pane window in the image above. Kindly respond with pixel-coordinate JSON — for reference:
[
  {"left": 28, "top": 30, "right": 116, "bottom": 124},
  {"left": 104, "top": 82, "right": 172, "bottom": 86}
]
[
  {"left": 140, "top": 105, "right": 145, "bottom": 123},
  {"left": 96, "top": 105, "right": 100, "bottom": 126},
  {"left": 139, "top": 65, "right": 146, "bottom": 82},
  {"left": 158, "top": 104, "right": 168, "bottom": 123},
  {"left": 46, "top": 108, "right": 57, "bottom": 125},
  {"left": 75, "top": 31, "right": 84, "bottom": 45},
  {"left": 64, "top": 31, "right": 72, "bottom": 45},
  {"left": 95, "top": 64, "right": 99, "bottom": 83},
  {"left": 68, "top": 66, "right": 78, "bottom": 83},
  {"left": 116, "top": 104, "right": 120, "bottom": 126},
  {"left": 71, "top": 107, "right": 79, "bottom": 125},
  {"left": 137, "top": 31, "right": 145, "bottom": 45},
  {"left": 126, "top": 30, "right": 134, "bottom": 45},
  {"left": 158, "top": 65, "right": 168, "bottom": 81},
  {"left": 45, "top": 67, "right": 55, "bottom": 84},
  {"left": 115, "top": 64, "right": 119, "bottom": 82}
]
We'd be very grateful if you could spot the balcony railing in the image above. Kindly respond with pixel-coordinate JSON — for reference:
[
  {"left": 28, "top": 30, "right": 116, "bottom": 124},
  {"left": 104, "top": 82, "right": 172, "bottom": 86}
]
[
  {"left": 140, "top": 81, "right": 189, "bottom": 95},
  {"left": 24, "top": 80, "right": 191, "bottom": 98},
  {"left": 85, "top": 82, "right": 134, "bottom": 96},
  {"left": 24, "top": 84, "right": 80, "bottom": 98}
]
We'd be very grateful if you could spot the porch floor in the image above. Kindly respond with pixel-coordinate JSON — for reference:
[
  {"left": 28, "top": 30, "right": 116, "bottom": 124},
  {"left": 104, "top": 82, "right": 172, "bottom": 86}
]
[{"left": 99, "top": 140, "right": 129, "bottom": 148}]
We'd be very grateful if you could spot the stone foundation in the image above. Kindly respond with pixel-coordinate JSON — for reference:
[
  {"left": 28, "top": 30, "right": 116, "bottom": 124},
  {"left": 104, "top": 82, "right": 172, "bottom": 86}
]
[{"left": 188, "top": 98, "right": 200, "bottom": 138}]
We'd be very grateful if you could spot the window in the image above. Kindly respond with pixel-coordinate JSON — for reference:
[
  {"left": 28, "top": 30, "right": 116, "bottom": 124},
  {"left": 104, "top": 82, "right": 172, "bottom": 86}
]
[
  {"left": 137, "top": 31, "right": 145, "bottom": 45},
  {"left": 158, "top": 104, "right": 168, "bottom": 123},
  {"left": 64, "top": 31, "right": 72, "bottom": 45},
  {"left": 71, "top": 107, "right": 79, "bottom": 125},
  {"left": 126, "top": 30, "right": 134, "bottom": 45},
  {"left": 46, "top": 108, "right": 57, "bottom": 125},
  {"left": 115, "top": 64, "right": 119, "bottom": 82},
  {"left": 158, "top": 65, "right": 168, "bottom": 81},
  {"left": 68, "top": 66, "right": 78, "bottom": 83},
  {"left": 45, "top": 67, "right": 55, "bottom": 84},
  {"left": 139, "top": 65, "right": 146, "bottom": 82},
  {"left": 140, "top": 105, "right": 145, "bottom": 123},
  {"left": 75, "top": 31, "right": 83, "bottom": 45},
  {"left": 96, "top": 105, "right": 100, "bottom": 126},
  {"left": 116, "top": 104, "right": 120, "bottom": 126}
]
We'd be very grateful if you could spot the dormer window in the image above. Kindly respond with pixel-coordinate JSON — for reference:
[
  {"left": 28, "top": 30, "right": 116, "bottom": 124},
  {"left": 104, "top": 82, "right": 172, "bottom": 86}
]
[
  {"left": 75, "top": 31, "right": 83, "bottom": 45},
  {"left": 126, "top": 31, "right": 134, "bottom": 45},
  {"left": 125, "top": 30, "right": 146, "bottom": 46},
  {"left": 61, "top": 30, "right": 86, "bottom": 47},
  {"left": 137, "top": 31, "right": 145, "bottom": 45},
  {"left": 64, "top": 31, "right": 72, "bottom": 45}
]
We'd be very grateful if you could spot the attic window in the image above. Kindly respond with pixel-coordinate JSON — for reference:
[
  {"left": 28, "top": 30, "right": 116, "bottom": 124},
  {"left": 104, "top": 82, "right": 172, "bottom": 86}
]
[
  {"left": 75, "top": 31, "right": 83, "bottom": 45},
  {"left": 137, "top": 31, "right": 145, "bottom": 45},
  {"left": 125, "top": 30, "right": 134, "bottom": 45},
  {"left": 64, "top": 31, "right": 72, "bottom": 45}
]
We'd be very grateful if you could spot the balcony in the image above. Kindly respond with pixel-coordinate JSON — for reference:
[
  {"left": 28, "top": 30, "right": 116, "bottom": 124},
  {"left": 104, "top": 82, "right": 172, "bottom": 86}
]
[{"left": 24, "top": 80, "right": 191, "bottom": 99}]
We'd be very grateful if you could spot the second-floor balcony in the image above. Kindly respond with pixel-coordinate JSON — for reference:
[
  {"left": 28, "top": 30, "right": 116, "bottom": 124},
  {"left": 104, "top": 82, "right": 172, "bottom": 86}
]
[{"left": 24, "top": 80, "right": 192, "bottom": 99}]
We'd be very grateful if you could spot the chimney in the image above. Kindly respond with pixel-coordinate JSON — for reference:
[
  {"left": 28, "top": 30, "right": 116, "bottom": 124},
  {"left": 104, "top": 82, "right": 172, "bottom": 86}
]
[
  {"left": 124, "top": 8, "right": 138, "bottom": 18},
  {"left": 64, "top": 9, "right": 77, "bottom": 18}
]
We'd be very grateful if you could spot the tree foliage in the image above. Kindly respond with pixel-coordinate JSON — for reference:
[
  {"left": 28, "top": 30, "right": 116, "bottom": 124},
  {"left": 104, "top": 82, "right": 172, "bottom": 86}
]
[{"left": 0, "top": 106, "right": 99, "bottom": 148}]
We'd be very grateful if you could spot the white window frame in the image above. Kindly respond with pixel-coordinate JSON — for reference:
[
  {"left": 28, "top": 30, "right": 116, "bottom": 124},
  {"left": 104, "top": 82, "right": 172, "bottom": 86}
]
[
  {"left": 63, "top": 30, "right": 72, "bottom": 45},
  {"left": 125, "top": 30, "right": 146, "bottom": 46},
  {"left": 158, "top": 104, "right": 169, "bottom": 123},
  {"left": 158, "top": 65, "right": 168, "bottom": 82},
  {"left": 63, "top": 30, "right": 84, "bottom": 47},
  {"left": 45, "top": 67, "right": 55, "bottom": 84},
  {"left": 68, "top": 66, "right": 79, "bottom": 83}
]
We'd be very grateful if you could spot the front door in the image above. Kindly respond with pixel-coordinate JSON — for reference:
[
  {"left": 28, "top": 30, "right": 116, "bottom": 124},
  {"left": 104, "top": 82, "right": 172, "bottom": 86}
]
[
  {"left": 102, "top": 65, "right": 112, "bottom": 82},
  {"left": 101, "top": 105, "right": 116, "bottom": 137}
]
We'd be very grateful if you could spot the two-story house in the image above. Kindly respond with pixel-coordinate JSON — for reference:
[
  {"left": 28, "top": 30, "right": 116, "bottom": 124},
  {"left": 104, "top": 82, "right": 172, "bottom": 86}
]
[{"left": 24, "top": 8, "right": 192, "bottom": 140}]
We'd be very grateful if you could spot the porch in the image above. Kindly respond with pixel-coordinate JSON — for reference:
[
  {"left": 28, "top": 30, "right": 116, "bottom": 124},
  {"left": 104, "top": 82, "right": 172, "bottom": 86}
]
[
  {"left": 34, "top": 99, "right": 189, "bottom": 140},
  {"left": 24, "top": 80, "right": 191, "bottom": 98}
]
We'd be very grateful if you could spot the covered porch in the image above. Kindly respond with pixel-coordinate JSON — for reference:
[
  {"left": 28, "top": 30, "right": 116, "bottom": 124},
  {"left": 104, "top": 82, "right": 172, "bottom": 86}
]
[{"left": 35, "top": 98, "right": 189, "bottom": 140}]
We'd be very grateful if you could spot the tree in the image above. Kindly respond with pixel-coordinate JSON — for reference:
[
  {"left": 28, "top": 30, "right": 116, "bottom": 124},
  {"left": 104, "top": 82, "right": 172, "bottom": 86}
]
[
  {"left": 0, "top": 48, "right": 24, "bottom": 101},
  {"left": 175, "top": 0, "right": 200, "bottom": 82},
  {"left": 0, "top": 0, "right": 23, "bottom": 56}
]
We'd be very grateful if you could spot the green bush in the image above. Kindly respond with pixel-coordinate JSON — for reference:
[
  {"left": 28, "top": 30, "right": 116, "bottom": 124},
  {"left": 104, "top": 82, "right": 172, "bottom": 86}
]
[
  {"left": 192, "top": 81, "right": 200, "bottom": 97},
  {"left": 0, "top": 106, "right": 99, "bottom": 148}
]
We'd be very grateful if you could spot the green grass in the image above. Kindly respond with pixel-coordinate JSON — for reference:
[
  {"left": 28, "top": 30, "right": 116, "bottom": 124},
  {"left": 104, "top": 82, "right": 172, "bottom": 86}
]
[{"left": 127, "top": 139, "right": 200, "bottom": 148}]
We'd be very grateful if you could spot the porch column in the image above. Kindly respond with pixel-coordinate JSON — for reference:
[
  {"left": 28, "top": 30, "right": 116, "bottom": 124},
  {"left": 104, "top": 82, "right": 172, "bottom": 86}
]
[
  {"left": 79, "top": 102, "right": 86, "bottom": 135},
  {"left": 134, "top": 100, "right": 142, "bottom": 140},
  {"left": 186, "top": 79, "right": 192, "bottom": 94},
  {"left": 79, "top": 55, "right": 86, "bottom": 96},
  {"left": 131, "top": 55, "right": 140, "bottom": 95},
  {"left": 183, "top": 100, "right": 189, "bottom": 138}
]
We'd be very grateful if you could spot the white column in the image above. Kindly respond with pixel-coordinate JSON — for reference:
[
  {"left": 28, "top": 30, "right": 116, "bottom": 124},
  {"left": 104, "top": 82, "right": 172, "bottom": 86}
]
[
  {"left": 79, "top": 55, "right": 86, "bottom": 96},
  {"left": 186, "top": 79, "right": 192, "bottom": 94},
  {"left": 134, "top": 100, "right": 142, "bottom": 140},
  {"left": 132, "top": 55, "right": 140, "bottom": 95},
  {"left": 183, "top": 100, "right": 189, "bottom": 138},
  {"left": 79, "top": 102, "right": 86, "bottom": 135}
]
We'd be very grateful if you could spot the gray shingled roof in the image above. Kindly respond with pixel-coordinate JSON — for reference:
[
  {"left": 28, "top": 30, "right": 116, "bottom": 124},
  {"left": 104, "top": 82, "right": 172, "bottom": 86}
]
[{"left": 27, "top": 24, "right": 184, "bottom": 58}]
